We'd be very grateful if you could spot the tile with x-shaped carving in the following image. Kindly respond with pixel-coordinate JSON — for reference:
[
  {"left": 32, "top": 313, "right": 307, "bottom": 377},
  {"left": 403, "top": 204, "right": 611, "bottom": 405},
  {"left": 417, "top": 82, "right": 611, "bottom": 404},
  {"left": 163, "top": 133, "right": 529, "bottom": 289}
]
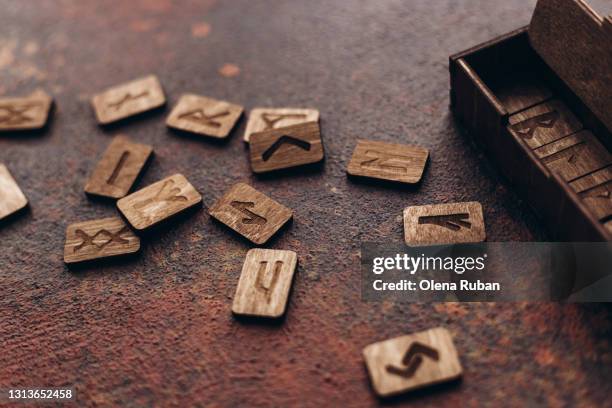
[
  {"left": 0, "top": 90, "right": 53, "bottom": 131},
  {"left": 166, "top": 94, "right": 243, "bottom": 138}
]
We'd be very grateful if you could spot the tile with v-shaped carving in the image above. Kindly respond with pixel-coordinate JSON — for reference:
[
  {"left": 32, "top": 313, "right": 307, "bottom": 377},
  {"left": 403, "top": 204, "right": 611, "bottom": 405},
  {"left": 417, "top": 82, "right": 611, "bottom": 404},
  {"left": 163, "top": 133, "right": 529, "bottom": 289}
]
[
  {"left": 232, "top": 248, "right": 298, "bottom": 318},
  {"left": 0, "top": 90, "right": 53, "bottom": 131},
  {"left": 166, "top": 94, "right": 243, "bottom": 138},
  {"left": 208, "top": 183, "right": 293, "bottom": 244},
  {"left": 249, "top": 121, "right": 324, "bottom": 173},
  {"left": 243, "top": 107, "right": 319, "bottom": 142}
]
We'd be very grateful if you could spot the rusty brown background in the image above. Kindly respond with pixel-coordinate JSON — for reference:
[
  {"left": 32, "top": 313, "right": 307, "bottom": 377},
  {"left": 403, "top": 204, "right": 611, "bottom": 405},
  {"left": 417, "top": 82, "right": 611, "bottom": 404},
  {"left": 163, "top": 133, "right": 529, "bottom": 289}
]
[{"left": 1, "top": 0, "right": 611, "bottom": 406}]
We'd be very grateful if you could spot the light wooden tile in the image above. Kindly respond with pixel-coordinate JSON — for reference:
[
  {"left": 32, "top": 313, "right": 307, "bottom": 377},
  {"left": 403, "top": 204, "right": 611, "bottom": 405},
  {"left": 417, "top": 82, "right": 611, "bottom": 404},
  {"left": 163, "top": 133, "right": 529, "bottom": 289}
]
[
  {"left": 84, "top": 135, "right": 153, "bottom": 199},
  {"left": 0, "top": 164, "right": 28, "bottom": 220},
  {"left": 117, "top": 173, "right": 202, "bottom": 230},
  {"left": 91, "top": 75, "right": 166, "bottom": 125},
  {"left": 571, "top": 166, "right": 612, "bottom": 221},
  {"left": 508, "top": 99, "right": 582, "bottom": 149},
  {"left": 0, "top": 90, "right": 53, "bottom": 131},
  {"left": 208, "top": 183, "right": 293, "bottom": 244},
  {"left": 64, "top": 217, "right": 140, "bottom": 264},
  {"left": 243, "top": 107, "right": 319, "bottom": 143},
  {"left": 363, "top": 327, "right": 462, "bottom": 397},
  {"left": 232, "top": 248, "right": 298, "bottom": 318},
  {"left": 347, "top": 140, "right": 429, "bottom": 184},
  {"left": 404, "top": 202, "right": 485, "bottom": 246},
  {"left": 166, "top": 94, "right": 243, "bottom": 138},
  {"left": 249, "top": 121, "right": 324, "bottom": 173}
]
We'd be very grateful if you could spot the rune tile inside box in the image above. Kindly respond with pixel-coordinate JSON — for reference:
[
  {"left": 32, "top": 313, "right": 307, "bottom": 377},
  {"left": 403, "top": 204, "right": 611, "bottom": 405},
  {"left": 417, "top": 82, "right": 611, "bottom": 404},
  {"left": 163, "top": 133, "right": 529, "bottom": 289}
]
[
  {"left": 0, "top": 163, "right": 28, "bottom": 220},
  {"left": 243, "top": 107, "right": 319, "bottom": 143},
  {"left": 0, "top": 90, "right": 53, "bottom": 131},
  {"left": 85, "top": 135, "right": 153, "bottom": 199},
  {"left": 166, "top": 94, "right": 243, "bottom": 138},
  {"left": 64, "top": 217, "right": 140, "bottom": 264},
  {"left": 91, "top": 75, "right": 166, "bottom": 125},
  {"left": 117, "top": 173, "right": 202, "bottom": 230},
  {"left": 363, "top": 327, "right": 462, "bottom": 397},
  {"left": 208, "top": 183, "right": 293, "bottom": 245},
  {"left": 347, "top": 140, "right": 429, "bottom": 184},
  {"left": 249, "top": 121, "right": 324, "bottom": 173},
  {"left": 232, "top": 248, "right": 298, "bottom": 318},
  {"left": 404, "top": 202, "right": 485, "bottom": 246}
]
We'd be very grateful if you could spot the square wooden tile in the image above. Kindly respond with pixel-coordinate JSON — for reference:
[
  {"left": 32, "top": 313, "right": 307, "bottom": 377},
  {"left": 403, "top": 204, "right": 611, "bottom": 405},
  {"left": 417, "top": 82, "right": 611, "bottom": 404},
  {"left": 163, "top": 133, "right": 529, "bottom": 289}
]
[
  {"left": 64, "top": 217, "right": 140, "bottom": 264},
  {"left": 117, "top": 173, "right": 202, "bottom": 230},
  {"left": 347, "top": 140, "right": 429, "bottom": 184},
  {"left": 404, "top": 202, "right": 485, "bottom": 246},
  {"left": 249, "top": 121, "right": 324, "bottom": 173},
  {"left": 166, "top": 94, "right": 243, "bottom": 138},
  {"left": 84, "top": 135, "right": 153, "bottom": 199},
  {"left": 91, "top": 75, "right": 166, "bottom": 125},
  {"left": 0, "top": 163, "right": 28, "bottom": 220},
  {"left": 243, "top": 107, "right": 319, "bottom": 142},
  {"left": 363, "top": 327, "right": 462, "bottom": 397},
  {"left": 232, "top": 248, "right": 298, "bottom": 318},
  {"left": 0, "top": 90, "right": 53, "bottom": 131},
  {"left": 208, "top": 183, "right": 293, "bottom": 244}
]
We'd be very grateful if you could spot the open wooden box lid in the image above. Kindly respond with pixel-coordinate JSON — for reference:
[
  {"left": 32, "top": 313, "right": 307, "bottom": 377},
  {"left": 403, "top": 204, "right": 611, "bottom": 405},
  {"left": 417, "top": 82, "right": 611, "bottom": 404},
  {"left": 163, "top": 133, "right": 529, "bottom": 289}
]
[{"left": 529, "top": 0, "right": 612, "bottom": 132}]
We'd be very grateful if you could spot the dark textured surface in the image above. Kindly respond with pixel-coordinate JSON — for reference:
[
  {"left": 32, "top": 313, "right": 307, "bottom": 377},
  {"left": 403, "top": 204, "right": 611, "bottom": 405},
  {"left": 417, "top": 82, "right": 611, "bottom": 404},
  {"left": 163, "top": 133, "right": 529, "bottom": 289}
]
[{"left": 1, "top": 1, "right": 611, "bottom": 406}]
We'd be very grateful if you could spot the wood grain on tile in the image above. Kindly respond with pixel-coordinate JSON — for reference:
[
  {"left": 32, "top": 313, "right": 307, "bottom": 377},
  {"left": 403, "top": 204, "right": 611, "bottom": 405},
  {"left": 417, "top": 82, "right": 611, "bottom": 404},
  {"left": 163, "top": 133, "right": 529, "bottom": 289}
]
[
  {"left": 347, "top": 140, "right": 429, "bottom": 184},
  {"left": 84, "top": 135, "right": 153, "bottom": 199},
  {"left": 404, "top": 202, "right": 485, "bottom": 246},
  {"left": 363, "top": 327, "right": 462, "bottom": 397},
  {"left": 0, "top": 163, "right": 28, "bottom": 220},
  {"left": 208, "top": 183, "right": 293, "bottom": 244},
  {"left": 91, "top": 75, "right": 166, "bottom": 125},
  {"left": 117, "top": 173, "right": 202, "bottom": 230},
  {"left": 494, "top": 74, "right": 552, "bottom": 115},
  {"left": 232, "top": 248, "right": 298, "bottom": 318},
  {"left": 64, "top": 217, "right": 140, "bottom": 264},
  {"left": 166, "top": 94, "right": 243, "bottom": 138},
  {"left": 243, "top": 108, "right": 319, "bottom": 143},
  {"left": 571, "top": 166, "right": 612, "bottom": 221},
  {"left": 0, "top": 90, "right": 53, "bottom": 131},
  {"left": 249, "top": 121, "right": 324, "bottom": 173}
]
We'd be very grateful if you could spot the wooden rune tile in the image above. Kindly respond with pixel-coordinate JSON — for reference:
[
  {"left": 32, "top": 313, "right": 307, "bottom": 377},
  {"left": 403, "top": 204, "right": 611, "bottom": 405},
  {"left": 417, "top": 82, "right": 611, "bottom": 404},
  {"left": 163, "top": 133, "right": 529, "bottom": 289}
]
[
  {"left": 166, "top": 94, "right": 243, "bottom": 138},
  {"left": 232, "top": 248, "right": 298, "bottom": 318},
  {"left": 208, "top": 183, "right": 293, "bottom": 244},
  {"left": 243, "top": 107, "right": 319, "bottom": 142},
  {"left": 347, "top": 140, "right": 429, "bottom": 184},
  {"left": 117, "top": 174, "right": 202, "bottom": 230},
  {"left": 0, "top": 163, "right": 28, "bottom": 220},
  {"left": 404, "top": 202, "right": 485, "bottom": 246},
  {"left": 84, "top": 135, "right": 153, "bottom": 199},
  {"left": 249, "top": 121, "right": 324, "bottom": 173},
  {"left": 363, "top": 327, "right": 462, "bottom": 397},
  {"left": 508, "top": 100, "right": 582, "bottom": 149},
  {"left": 0, "top": 90, "right": 53, "bottom": 131},
  {"left": 63, "top": 217, "right": 140, "bottom": 264},
  {"left": 91, "top": 75, "right": 166, "bottom": 125}
]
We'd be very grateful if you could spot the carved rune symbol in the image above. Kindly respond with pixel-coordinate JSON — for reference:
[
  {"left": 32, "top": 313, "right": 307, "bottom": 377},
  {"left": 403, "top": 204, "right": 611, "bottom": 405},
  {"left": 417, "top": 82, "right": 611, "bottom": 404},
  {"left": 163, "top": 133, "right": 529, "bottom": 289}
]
[
  {"left": 360, "top": 150, "right": 414, "bottom": 174},
  {"left": 134, "top": 179, "right": 188, "bottom": 215},
  {"left": 178, "top": 109, "right": 230, "bottom": 128},
  {"left": 584, "top": 187, "right": 612, "bottom": 201},
  {"left": 0, "top": 103, "right": 40, "bottom": 125},
  {"left": 107, "top": 90, "right": 150, "bottom": 111},
  {"left": 386, "top": 342, "right": 440, "bottom": 378},
  {"left": 230, "top": 201, "right": 267, "bottom": 225},
  {"left": 261, "top": 113, "right": 307, "bottom": 130},
  {"left": 74, "top": 226, "right": 130, "bottom": 252},
  {"left": 510, "top": 110, "right": 559, "bottom": 139},
  {"left": 255, "top": 260, "right": 283, "bottom": 301},
  {"left": 106, "top": 151, "right": 130, "bottom": 186},
  {"left": 262, "top": 135, "right": 312, "bottom": 162},
  {"left": 418, "top": 213, "right": 471, "bottom": 231}
]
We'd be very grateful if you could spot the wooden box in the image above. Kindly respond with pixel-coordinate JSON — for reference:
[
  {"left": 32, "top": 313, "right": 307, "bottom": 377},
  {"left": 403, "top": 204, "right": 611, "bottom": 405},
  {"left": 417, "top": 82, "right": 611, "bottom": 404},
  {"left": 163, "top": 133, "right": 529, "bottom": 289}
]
[{"left": 450, "top": 0, "right": 612, "bottom": 241}]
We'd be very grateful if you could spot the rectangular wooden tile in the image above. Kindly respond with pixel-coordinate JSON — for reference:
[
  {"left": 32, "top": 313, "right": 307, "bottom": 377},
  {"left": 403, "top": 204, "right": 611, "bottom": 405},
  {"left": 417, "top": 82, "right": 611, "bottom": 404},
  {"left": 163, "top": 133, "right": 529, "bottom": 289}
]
[
  {"left": 243, "top": 107, "right": 319, "bottom": 142},
  {"left": 117, "top": 173, "right": 202, "bottom": 230},
  {"left": 166, "top": 94, "right": 243, "bottom": 138},
  {"left": 535, "top": 131, "right": 612, "bottom": 182},
  {"left": 232, "top": 248, "right": 298, "bottom": 318},
  {"left": 84, "top": 135, "right": 153, "bottom": 199},
  {"left": 508, "top": 99, "right": 582, "bottom": 149},
  {"left": 347, "top": 140, "right": 429, "bottom": 184},
  {"left": 404, "top": 202, "right": 485, "bottom": 246},
  {"left": 571, "top": 166, "right": 612, "bottom": 220},
  {"left": 363, "top": 327, "right": 462, "bottom": 397},
  {"left": 64, "top": 217, "right": 140, "bottom": 264},
  {"left": 91, "top": 75, "right": 166, "bottom": 125},
  {"left": 0, "top": 90, "right": 53, "bottom": 131},
  {"left": 0, "top": 163, "right": 28, "bottom": 220},
  {"left": 208, "top": 183, "right": 293, "bottom": 245},
  {"left": 249, "top": 121, "right": 324, "bottom": 173}
]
